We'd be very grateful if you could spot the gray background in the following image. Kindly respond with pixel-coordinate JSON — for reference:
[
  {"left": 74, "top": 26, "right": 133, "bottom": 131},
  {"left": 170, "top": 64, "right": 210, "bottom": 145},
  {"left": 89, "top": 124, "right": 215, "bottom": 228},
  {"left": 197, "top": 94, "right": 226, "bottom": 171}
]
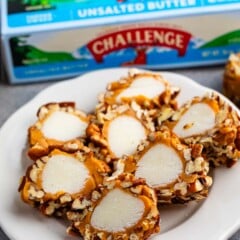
[{"left": 0, "top": 66, "right": 240, "bottom": 239}]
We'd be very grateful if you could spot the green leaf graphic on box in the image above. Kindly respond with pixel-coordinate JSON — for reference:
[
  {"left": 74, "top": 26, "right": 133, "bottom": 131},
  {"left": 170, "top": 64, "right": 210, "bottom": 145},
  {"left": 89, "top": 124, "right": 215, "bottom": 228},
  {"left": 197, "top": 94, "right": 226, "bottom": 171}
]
[
  {"left": 22, "top": 0, "right": 49, "bottom": 6},
  {"left": 200, "top": 30, "right": 240, "bottom": 48},
  {"left": 10, "top": 36, "right": 75, "bottom": 66},
  {"left": 8, "top": 0, "right": 53, "bottom": 14},
  {"left": 26, "top": 47, "right": 75, "bottom": 64},
  {"left": 51, "top": 0, "right": 91, "bottom": 2}
]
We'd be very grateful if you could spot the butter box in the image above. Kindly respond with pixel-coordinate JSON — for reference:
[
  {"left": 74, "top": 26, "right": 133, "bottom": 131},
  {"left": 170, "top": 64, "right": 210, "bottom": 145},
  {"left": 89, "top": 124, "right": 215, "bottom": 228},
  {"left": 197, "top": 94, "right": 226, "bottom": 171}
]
[{"left": 1, "top": 0, "right": 240, "bottom": 83}]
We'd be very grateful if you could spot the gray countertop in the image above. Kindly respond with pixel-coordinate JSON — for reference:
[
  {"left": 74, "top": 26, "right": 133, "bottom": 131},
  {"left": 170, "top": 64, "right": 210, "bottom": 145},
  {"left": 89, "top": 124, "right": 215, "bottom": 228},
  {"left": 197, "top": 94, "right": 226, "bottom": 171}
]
[{"left": 0, "top": 66, "right": 240, "bottom": 240}]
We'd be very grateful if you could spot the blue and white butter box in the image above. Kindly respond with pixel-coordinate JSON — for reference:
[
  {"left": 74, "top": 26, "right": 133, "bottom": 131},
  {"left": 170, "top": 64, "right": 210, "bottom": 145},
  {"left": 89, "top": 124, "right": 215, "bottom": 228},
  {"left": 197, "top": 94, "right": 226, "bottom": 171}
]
[{"left": 1, "top": 0, "right": 240, "bottom": 83}]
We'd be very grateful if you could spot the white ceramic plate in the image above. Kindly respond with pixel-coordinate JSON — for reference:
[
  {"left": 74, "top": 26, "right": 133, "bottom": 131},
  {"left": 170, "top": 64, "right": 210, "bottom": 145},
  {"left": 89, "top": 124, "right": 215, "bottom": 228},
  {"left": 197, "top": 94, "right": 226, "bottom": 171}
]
[{"left": 0, "top": 68, "right": 240, "bottom": 240}]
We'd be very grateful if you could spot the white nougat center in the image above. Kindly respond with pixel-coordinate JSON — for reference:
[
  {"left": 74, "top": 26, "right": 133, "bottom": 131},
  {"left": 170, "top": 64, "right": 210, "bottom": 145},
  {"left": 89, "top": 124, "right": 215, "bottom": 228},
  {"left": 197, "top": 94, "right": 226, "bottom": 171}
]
[
  {"left": 41, "top": 111, "right": 87, "bottom": 141},
  {"left": 42, "top": 154, "right": 89, "bottom": 194},
  {"left": 108, "top": 115, "right": 146, "bottom": 158},
  {"left": 90, "top": 188, "right": 145, "bottom": 232},
  {"left": 117, "top": 77, "right": 165, "bottom": 101},
  {"left": 135, "top": 144, "right": 183, "bottom": 187},
  {"left": 173, "top": 103, "right": 216, "bottom": 138}
]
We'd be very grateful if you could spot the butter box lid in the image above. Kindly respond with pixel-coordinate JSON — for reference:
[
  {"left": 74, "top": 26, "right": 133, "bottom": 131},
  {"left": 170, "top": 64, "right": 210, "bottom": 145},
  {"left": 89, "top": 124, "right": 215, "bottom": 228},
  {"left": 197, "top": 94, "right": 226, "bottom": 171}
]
[{"left": 1, "top": 0, "right": 240, "bottom": 35}]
